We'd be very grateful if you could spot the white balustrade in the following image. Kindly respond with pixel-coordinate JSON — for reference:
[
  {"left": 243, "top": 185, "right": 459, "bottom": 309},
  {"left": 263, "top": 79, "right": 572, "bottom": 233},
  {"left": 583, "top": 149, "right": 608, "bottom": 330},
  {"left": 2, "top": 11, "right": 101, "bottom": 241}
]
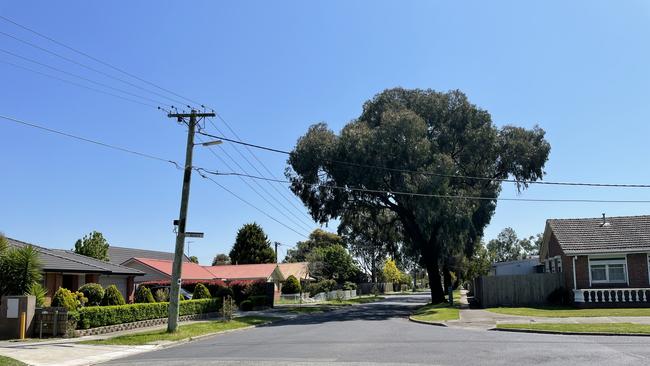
[{"left": 573, "top": 288, "right": 650, "bottom": 303}]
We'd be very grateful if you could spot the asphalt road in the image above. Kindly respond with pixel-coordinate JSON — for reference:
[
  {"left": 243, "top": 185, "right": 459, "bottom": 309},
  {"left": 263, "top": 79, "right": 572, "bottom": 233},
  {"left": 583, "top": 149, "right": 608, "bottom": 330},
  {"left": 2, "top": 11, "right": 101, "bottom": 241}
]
[{"left": 103, "top": 294, "right": 650, "bottom": 366}]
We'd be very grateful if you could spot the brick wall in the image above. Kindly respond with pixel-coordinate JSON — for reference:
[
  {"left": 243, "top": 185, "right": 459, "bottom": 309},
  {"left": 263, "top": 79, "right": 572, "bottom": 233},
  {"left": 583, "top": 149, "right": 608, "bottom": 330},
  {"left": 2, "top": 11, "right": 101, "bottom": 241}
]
[{"left": 627, "top": 253, "right": 649, "bottom": 288}]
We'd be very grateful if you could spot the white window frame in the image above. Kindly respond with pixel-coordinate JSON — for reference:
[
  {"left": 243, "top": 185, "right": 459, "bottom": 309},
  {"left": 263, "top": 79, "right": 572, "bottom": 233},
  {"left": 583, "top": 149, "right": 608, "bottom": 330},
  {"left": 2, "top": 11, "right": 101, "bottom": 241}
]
[
  {"left": 588, "top": 256, "right": 628, "bottom": 285},
  {"left": 555, "top": 256, "right": 562, "bottom": 273}
]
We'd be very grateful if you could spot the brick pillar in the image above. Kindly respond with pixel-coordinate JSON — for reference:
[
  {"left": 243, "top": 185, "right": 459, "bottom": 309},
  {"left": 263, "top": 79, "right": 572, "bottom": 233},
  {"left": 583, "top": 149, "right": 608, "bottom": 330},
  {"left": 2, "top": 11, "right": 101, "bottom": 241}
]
[{"left": 126, "top": 276, "right": 135, "bottom": 303}]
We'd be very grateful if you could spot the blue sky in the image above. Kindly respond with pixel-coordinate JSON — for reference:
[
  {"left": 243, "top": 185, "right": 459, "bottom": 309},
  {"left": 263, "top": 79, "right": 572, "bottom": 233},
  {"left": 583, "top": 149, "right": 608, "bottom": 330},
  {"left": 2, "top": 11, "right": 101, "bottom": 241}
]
[{"left": 1, "top": 1, "right": 649, "bottom": 265}]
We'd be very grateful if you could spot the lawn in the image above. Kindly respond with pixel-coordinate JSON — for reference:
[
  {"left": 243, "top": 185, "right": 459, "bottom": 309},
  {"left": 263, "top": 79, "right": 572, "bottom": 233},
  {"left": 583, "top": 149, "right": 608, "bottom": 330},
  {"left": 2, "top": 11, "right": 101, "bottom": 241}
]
[
  {"left": 81, "top": 316, "right": 279, "bottom": 346},
  {"left": 0, "top": 356, "right": 26, "bottom": 366},
  {"left": 409, "top": 290, "right": 462, "bottom": 323},
  {"left": 497, "top": 322, "right": 650, "bottom": 334},
  {"left": 487, "top": 306, "right": 650, "bottom": 318}
]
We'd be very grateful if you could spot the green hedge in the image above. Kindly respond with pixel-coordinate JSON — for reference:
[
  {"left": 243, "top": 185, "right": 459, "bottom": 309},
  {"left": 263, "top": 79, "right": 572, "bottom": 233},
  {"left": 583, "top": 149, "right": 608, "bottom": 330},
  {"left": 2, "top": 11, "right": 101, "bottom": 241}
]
[{"left": 75, "top": 298, "right": 221, "bottom": 329}]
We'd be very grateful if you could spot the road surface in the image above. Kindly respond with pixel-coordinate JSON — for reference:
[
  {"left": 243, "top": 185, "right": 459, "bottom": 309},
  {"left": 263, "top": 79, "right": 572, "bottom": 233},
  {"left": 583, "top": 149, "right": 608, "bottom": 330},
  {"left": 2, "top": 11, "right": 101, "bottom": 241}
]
[{"left": 103, "top": 294, "right": 650, "bottom": 365}]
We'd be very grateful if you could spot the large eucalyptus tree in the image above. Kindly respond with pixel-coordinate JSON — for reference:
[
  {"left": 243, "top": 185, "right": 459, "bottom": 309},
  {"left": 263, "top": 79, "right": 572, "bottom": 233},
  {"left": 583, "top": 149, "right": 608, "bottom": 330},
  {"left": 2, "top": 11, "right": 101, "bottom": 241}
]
[{"left": 287, "top": 88, "right": 550, "bottom": 303}]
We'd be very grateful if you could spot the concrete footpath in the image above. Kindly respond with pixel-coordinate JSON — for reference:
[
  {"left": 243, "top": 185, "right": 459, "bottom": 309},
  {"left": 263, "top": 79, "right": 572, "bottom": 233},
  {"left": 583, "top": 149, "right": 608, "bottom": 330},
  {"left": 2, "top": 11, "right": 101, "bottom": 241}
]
[
  {"left": 445, "top": 290, "right": 650, "bottom": 330},
  {"left": 0, "top": 309, "right": 299, "bottom": 366}
]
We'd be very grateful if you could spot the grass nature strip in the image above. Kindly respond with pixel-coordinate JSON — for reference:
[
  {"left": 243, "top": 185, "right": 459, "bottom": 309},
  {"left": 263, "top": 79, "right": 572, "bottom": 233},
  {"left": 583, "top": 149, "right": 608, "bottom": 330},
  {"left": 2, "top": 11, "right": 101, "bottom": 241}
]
[
  {"left": 81, "top": 316, "right": 279, "bottom": 346},
  {"left": 410, "top": 290, "right": 462, "bottom": 324},
  {"left": 496, "top": 322, "right": 650, "bottom": 335},
  {"left": 0, "top": 355, "right": 27, "bottom": 366},
  {"left": 487, "top": 306, "right": 650, "bottom": 318}
]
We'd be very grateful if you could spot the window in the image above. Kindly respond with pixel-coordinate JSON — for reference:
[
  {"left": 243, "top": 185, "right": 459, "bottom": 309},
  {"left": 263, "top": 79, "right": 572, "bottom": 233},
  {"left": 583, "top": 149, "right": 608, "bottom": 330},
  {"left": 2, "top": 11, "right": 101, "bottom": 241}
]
[{"left": 589, "top": 257, "right": 627, "bottom": 284}]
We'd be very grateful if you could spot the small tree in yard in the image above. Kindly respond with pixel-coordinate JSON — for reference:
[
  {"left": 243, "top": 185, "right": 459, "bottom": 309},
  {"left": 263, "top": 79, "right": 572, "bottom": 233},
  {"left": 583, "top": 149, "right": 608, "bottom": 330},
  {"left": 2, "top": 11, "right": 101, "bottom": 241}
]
[
  {"left": 101, "top": 284, "right": 126, "bottom": 306},
  {"left": 134, "top": 285, "right": 156, "bottom": 303},
  {"left": 382, "top": 259, "right": 402, "bottom": 284},
  {"left": 0, "top": 240, "right": 42, "bottom": 296},
  {"left": 189, "top": 256, "right": 199, "bottom": 264},
  {"left": 78, "top": 283, "right": 105, "bottom": 306},
  {"left": 212, "top": 253, "right": 230, "bottom": 266},
  {"left": 229, "top": 223, "right": 276, "bottom": 264},
  {"left": 282, "top": 275, "right": 301, "bottom": 294},
  {"left": 74, "top": 231, "right": 110, "bottom": 261},
  {"left": 192, "top": 283, "right": 211, "bottom": 299}
]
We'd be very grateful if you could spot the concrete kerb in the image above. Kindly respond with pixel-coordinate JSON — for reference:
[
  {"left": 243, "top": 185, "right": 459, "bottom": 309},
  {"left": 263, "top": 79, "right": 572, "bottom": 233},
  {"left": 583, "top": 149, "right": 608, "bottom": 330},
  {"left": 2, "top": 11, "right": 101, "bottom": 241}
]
[
  {"left": 407, "top": 316, "right": 448, "bottom": 327},
  {"left": 490, "top": 327, "right": 650, "bottom": 337}
]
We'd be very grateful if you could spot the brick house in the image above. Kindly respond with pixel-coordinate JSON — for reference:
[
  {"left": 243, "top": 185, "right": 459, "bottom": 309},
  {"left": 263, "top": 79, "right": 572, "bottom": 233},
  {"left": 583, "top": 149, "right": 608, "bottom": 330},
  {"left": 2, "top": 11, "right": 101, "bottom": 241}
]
[
  {"left": 6, "top": 238, "right": 143, "bottom": 303},
  {"left": 539, "top": 214, "right": 650, "bottom": 306}
]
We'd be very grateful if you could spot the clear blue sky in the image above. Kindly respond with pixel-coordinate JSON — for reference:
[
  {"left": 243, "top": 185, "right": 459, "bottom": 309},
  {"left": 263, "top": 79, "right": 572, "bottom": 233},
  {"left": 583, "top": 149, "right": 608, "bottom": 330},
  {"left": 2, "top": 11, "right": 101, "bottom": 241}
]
[{"left": 1, "top": 1, "right": 649, "bottom": 265}]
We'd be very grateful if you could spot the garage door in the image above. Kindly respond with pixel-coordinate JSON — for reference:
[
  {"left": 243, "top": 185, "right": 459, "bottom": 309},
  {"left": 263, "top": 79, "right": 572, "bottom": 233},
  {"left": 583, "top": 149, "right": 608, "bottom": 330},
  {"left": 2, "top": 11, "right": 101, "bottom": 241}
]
[{"left": 99, "top": 275, "right": 128, "bottom": 300}]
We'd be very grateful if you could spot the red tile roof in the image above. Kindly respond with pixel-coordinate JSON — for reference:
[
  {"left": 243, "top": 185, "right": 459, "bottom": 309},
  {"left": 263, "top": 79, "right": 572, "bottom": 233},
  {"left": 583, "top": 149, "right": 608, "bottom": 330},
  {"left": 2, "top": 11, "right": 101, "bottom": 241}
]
[
  {"left": 133, "top": 258, "right": 215, "bottom": 280},
  {"left": 205, "top": 263, "right": 278, "bottom": 281}
]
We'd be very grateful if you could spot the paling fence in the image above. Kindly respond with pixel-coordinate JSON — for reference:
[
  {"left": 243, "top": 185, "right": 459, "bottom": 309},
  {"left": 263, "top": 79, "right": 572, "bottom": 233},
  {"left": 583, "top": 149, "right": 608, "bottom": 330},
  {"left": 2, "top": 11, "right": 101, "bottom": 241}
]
[{"left": 473, "top": 272, "right": 563, "bottom": 307}]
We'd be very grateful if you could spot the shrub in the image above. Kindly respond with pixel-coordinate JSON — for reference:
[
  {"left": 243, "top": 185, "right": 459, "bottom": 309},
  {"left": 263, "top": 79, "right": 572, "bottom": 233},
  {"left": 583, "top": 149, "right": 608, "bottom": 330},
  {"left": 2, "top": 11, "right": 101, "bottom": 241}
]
[
  {"left": 215, "top": 286, "right": 234, "bottom": 299},
  {"left": 52, "top": 288, "right": 78, "bottom": 311},
  {"left": 134, "top": 286, "right": 156, "bottom": 303},
  {"left": 75, "top": 291, "right": 88, "bottom": 307},
  {"left": 305, "top": 279, "right": 336, "bottom": 296},
  {"left": 78, "top": 283, "right": 104, "bottom": 306},
  {"left": 249, "top": 295, "right": 268, "bottom": 307},
  {"left": 192, "top": 283, "right": 211, "bottom": 299},
  {"left": 154, "top": 288, "right": 169, "bottom": 302},
  {"left": 342, "top": 281, "right": 357, "bottom": 290},
  {"left": 26, "top": 283, "right": 47, "bottom": 307},
  {"left": 101, "top": 285, "right": 126, "bottom": 306},
  {"left": 240, "top": 300, "right": 253, "bottom": 311},
  {"left": 76, "top": 298, "right": 221, "bottom": 329},
  {"left": 282, "top": 275, "right": 301, "bottom": 294}
]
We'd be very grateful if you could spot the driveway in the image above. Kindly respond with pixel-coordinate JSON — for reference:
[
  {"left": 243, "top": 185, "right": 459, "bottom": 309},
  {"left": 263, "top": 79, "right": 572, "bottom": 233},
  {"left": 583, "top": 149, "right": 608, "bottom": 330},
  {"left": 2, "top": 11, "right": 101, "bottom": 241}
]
[{"left": 102, "top": 294, "right": 650, "bottom": 366}]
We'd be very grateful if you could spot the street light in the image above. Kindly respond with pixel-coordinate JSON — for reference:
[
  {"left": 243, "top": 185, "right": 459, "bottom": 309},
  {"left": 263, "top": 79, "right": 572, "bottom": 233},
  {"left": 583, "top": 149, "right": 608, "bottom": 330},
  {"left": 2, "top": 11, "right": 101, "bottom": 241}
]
[{"left": 198, "top": 140, "right": 222, "bottom": 147}]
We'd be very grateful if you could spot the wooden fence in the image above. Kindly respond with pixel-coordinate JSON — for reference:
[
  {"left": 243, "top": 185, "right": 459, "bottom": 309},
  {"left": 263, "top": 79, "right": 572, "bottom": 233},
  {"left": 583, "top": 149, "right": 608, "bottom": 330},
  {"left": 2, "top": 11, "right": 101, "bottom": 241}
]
[{"left": 473, "top": 272, "right": 563, "bottom": 308}]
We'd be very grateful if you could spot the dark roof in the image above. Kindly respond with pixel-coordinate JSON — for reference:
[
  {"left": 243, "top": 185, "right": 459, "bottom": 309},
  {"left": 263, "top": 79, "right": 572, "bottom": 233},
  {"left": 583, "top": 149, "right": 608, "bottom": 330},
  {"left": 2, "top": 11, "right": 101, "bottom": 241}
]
[
  {"left": 547, "top": 215, "right": 650, "bottom": 255},
  {"left": 6, "top": 237, "right": 143, "bottom": 275},
  {"left": 108, "top": 245, "right": 190, "bottom": 265}
]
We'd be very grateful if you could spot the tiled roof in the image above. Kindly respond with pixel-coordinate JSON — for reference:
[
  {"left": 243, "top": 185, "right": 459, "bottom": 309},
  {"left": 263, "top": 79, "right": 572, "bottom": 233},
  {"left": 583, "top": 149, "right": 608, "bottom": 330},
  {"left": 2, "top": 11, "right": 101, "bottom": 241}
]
[
  {"left": 205, "top": 263, "right": 278, "bottom": 280},
  {"left": 131, "top": 258, "right": 215, "bottom": 280},
  {"left": 6, "top": 237, "right": 143, "bottom": 275},
  {"left": 547, "top": 215, "right": 650, "bottom": 254},
  {"left": 108, "top": 245, "right": 190, "bottom": 265},
  {"left": 278, "top": 262, "right": 311, "bottom": 279}
]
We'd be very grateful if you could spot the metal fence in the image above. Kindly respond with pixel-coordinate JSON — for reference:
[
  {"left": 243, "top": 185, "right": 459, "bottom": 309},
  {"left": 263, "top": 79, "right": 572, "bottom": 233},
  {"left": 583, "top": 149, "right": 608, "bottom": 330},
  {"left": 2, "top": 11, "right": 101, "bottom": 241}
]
[{"left": 473, "top": 272, "right": 563, "bottom": 307}]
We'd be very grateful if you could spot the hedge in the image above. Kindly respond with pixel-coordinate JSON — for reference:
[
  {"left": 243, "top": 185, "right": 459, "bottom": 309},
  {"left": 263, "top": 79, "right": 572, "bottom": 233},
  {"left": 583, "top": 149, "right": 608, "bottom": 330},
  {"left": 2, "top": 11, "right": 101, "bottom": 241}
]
[{"left": 74, "top": 298, "right": 221, "bottom": 329}]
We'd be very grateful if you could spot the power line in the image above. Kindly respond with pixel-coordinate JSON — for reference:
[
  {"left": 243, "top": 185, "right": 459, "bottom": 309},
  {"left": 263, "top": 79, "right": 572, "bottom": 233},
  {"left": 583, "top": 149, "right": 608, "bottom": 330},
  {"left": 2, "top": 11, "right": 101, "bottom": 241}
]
[
  {"left": 0, "top": 114, "right": 180, "bottom": 167},
  {"left": 200, "top": 170, "right": 650, "bottom": 203},
  {"left": 0, "top": 15, "right": 204, "bottom": 110},
  {"left": 196, "top": 170, "right": 309, "bottom": 238},
  {"left": 206, "top": 118, "right": 315, "bottom": 223},
  {"left": 209, "top": 116, "right": 313, "bottom": 216},
  {"left": 0, "top": 48, "right": 169, "bottom": 106},
  {"left": 1, "top": 113, "right": 311, "bottom": 238},
  {"left": 196, "top": 135, "right": 313, "bottom": 235},
  {"left": 195, "top": 131, "right": 650, "bottom": 189},
  {"left": 0, "top": 59, "right": 160, "bottom": 109},
  {"left": 0, "top": 29, "right": 188, "bottom": 108}
]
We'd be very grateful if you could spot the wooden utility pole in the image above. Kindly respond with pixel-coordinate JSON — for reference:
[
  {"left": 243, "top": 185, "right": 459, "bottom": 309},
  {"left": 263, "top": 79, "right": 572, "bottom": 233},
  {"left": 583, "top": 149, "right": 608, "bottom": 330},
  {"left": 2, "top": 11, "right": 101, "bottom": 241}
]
[{"left": 167, "top": 109, "right": 215, "bottom": 333}]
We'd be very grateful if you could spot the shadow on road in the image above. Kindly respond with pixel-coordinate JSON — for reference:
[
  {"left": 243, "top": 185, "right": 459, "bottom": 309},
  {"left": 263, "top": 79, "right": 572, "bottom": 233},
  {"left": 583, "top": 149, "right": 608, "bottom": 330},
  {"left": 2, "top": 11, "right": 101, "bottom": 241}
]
[{"left": 266, "top": 295, "right": 430, "bottom": 327}]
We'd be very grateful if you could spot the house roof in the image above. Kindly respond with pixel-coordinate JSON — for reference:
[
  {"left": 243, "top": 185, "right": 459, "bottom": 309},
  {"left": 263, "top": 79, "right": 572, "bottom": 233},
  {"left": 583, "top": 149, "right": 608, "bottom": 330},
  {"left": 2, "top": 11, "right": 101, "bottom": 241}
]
[
  {"left": 491, "top": 257, "right": 540, "bottom": 267},
  {"left": 129, "top": 258, "right": 215, "bottom": 280},
  {"left": 278, "top": 262, "right": 311, "bottom": 280},
  {"left": 546, "top": 215, "right": 650, "bottom": 255},
  {"left": 108, "top": 245, "right": 190, "bottom": 265},
  {"left": 205, "top": 263, "right": 279, "bottom": 281},
  {"left": 6, "top": 237, "right": 143, "bottom": 275}
]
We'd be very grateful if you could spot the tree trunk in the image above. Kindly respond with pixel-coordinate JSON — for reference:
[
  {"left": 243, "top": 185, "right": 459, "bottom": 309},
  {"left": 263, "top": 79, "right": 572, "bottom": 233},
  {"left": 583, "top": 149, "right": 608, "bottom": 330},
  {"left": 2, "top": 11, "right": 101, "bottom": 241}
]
[
  {"left": 443, "top": 262, "right": 452, "bottom": 302},
  {"left": 371, "top": 254, "right": 376, "bottom": 283},
  {"left": 426, "top": 260, "right": 445, "bottom": 303}
]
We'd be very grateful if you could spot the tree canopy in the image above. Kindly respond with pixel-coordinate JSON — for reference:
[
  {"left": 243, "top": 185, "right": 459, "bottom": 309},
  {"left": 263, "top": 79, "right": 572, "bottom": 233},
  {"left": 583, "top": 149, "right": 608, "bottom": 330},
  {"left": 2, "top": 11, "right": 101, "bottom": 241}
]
[
  {"left": 189, "top": 256, "right": 199, "bottom": 264},
  {"left": 338, "top": 209, "right": 401, "bottom": 282},
  {"left": 212, "top": 253, "right": 230, "bottom": 266},
  {"left": 74, "top": 231, "right": 110, "bottom": 261},
  {"left": 229, "top": 223, "right": 276, "bottom": 264},
  {"left": 487, "top": 227, "right": 542, "bottom": 262},
  {"left": 287, "top": 88, "right": 550, "bottom": 302},
  {"left": 308, "top": 244, "right": 357, "bottom": 283},
  {"left": 285, "top": 228, "right": 345, "bottom": 263}
]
